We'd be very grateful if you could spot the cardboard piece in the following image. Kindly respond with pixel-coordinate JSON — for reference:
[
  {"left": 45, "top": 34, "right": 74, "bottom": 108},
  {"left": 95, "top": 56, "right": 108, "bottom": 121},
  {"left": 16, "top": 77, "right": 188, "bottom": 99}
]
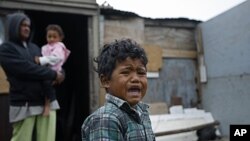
[
  {"left": 0, "top": 66, "right": 9, "bottom": 94},
  {"left": 143, "top": 44, "right": 163, "bottom": 72}
]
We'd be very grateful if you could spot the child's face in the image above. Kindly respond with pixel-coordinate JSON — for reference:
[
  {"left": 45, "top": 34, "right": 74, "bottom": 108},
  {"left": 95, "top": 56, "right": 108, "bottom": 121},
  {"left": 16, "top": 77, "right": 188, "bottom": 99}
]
[
  {"left": 103, "top": 57, "right": 147, "bottom": 106},
  {"left": 46, "top": 30, "right": 62, "bottom": 44}
]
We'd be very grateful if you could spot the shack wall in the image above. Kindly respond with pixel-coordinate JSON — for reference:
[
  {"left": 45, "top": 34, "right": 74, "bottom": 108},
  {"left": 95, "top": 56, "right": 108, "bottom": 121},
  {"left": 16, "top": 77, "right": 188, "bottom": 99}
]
[
  {"left": 143, "top": 20, "right": 198, "bottom": 108},
  {"left": 199, "top": 1, "right": 250, "bottom": 136}
]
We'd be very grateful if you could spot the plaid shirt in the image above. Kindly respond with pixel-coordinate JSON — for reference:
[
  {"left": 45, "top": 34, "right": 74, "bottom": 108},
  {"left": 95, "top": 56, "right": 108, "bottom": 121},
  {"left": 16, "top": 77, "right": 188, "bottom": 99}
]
[{"left": 82, "top": 94, "right": 155, "bottom": 141}]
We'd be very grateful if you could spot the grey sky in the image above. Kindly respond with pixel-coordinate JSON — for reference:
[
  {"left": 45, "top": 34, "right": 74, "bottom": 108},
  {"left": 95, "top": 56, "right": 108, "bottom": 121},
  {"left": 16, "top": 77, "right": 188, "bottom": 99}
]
[{"left": 97, "top": 0, "right": 246, "bottom": 21}]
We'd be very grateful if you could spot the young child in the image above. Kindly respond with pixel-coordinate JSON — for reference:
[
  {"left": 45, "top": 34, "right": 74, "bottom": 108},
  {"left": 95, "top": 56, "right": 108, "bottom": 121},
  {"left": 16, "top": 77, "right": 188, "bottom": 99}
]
[
  {"left": 81, "top": 38, "right": 156, "bottom": 141},
  {"left": 35, "top": 24, "right": 70, "bottom": 116}
]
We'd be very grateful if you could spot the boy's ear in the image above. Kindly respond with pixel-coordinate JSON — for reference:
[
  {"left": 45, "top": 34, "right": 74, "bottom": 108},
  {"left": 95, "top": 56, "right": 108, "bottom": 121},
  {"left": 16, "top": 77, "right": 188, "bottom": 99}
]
[{"left": 100, "top": 74, "right": 109, "bottom": 88}]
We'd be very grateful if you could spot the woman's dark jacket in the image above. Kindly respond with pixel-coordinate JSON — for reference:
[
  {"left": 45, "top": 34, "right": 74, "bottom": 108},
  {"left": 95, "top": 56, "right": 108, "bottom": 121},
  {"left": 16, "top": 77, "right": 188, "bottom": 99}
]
[{"left": 0, "top": 13, "right": 57, "bottom": 106}]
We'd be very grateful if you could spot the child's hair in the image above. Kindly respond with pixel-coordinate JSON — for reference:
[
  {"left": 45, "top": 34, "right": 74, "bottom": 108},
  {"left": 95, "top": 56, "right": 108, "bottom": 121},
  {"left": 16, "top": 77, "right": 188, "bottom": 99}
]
[
  {"left": 46, "top": 24, "right": 64, "bottom": 40},
  {"left": 94, "top": 38, "right": 148, "bottom": 79}
]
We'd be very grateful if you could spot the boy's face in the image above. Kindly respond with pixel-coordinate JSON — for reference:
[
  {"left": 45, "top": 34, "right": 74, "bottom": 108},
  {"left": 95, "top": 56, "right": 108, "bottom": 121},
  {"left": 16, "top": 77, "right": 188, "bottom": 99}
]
[
  {"left": 103, "top": 57, "right": 147, "bottom": 106},
  {"left": 46, "top": 30, "right": 62, "bottom": 44}
]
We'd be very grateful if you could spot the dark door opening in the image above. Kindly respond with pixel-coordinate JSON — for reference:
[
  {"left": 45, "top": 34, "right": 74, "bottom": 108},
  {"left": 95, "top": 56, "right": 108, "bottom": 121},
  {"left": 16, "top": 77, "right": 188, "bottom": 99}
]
[{"left": 25, "top": 10, "right": 90, "bottom": 141}]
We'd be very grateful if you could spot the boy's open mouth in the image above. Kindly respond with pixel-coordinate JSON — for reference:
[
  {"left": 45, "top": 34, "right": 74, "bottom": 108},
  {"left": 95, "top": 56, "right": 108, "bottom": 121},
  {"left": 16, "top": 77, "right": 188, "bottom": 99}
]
[{"left": 128, "top": 87, "right": 141, "bottom": 93}]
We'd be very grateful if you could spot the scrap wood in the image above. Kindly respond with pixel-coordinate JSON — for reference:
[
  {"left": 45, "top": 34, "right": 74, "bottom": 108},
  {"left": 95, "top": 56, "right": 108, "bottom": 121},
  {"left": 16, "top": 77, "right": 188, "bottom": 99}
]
[{"left": 155, "top": 120, "right": 220, "bottom": 137}]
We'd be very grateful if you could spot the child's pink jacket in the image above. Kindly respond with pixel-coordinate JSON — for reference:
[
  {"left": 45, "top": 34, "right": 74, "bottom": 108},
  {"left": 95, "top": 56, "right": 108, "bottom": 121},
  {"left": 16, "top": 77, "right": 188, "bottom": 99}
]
[{"left": 41, "top": 42, "right": 70, "bottom": 71}]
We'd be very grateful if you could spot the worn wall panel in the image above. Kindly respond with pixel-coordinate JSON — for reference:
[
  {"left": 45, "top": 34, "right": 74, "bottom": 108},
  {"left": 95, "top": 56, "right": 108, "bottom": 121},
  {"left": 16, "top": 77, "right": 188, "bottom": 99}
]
[
  {"left": 143, "top": 59, "right": 197, "bottom": 108},
  {"left": 0, "top": 0, "right": 98, "bottom": 16},
  {"left": 104, "top": 17, "right": 144, "bottom": 44},
  {"left": 144, "top": 26, "right": 196, "bottom": 50},
  {"left": 143, "top": 45, "right": 163, "bottom": 72},
  {"left": 202, "top": 75, "right": 250, "bottom": 136},
  {"left": 143, "top": 20, "right": 198, "bottom": 108},
  {"left": 200, "top": 0, "right": 250, "bottom": 136}
]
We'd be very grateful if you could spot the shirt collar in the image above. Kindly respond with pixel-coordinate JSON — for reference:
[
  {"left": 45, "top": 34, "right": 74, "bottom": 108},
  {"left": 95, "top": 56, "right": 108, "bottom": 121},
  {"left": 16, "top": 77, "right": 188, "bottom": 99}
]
[{"left": 105, "top": 93, "right": 149, "bottom": 111}]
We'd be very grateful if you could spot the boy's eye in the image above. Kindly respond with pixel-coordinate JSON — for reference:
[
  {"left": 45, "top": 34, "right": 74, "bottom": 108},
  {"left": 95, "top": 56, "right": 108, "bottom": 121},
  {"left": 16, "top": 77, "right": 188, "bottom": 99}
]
[
  {"left": 121, "top": 70, "right": 130, "bottom": 74},
  {"left": 138, "top": 70, "right": 146, "bottom": 75}
]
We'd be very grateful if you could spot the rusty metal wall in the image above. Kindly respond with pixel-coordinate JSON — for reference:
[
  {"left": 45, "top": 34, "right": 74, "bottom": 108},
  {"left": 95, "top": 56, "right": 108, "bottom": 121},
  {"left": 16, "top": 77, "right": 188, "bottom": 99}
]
[
  {"left": 143, "top": 59, "right": 197, "bottom": 108},
  {"left": 143, "top": 20, "right": 198, "bottom": 108}
]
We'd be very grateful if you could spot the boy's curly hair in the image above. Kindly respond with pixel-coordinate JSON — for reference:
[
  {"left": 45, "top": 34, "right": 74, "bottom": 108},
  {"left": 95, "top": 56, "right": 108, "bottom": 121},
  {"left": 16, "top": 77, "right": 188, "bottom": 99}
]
[{"left": 94, "top": 38, "right": 148, "bottom": 79}]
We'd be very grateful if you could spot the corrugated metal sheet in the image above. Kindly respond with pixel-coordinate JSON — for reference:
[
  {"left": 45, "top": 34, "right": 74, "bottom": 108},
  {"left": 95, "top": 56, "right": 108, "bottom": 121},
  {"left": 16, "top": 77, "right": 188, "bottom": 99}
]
[{"left": 200, "top": 0, "right": 250, "bottom": 136}]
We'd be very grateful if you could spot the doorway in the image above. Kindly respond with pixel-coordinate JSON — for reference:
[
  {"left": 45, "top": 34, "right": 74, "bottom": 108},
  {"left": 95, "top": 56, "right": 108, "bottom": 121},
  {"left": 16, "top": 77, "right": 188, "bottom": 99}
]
[{"left": 25, "top": 10, "right": 90, "bottom": 141}]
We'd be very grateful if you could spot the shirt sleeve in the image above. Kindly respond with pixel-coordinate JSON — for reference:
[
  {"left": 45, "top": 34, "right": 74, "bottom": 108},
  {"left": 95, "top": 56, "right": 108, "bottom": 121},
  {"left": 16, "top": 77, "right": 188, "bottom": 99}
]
[
  {"left": 0, "top": 43, "right": 56, "bottom": 80},
  {"left": 82, "top": 114, "right": 124, "bottom": 141}
]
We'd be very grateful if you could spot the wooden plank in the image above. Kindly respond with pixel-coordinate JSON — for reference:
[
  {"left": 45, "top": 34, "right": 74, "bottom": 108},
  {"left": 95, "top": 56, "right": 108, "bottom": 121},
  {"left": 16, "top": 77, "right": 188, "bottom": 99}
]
[
  {"left": 0, "top": 66, "right": 9, "bottom": 94},
  {"left": 195, "top": 26, "right": 204, "bottom": 54},
  {"left": 148, "top": 102, "right": 168, "bottom": 115},
  {"left": 195, "top": 26, "right": 206, "bottom": 107},
  {"left": 162, "top": 49, "right": 197, "bottom": 59},
  {"left": 155, "top": 120, "right": 220, "bottom": 137},
  {"left": 143, "top": 44, "right": 163, "bottom": 72}
]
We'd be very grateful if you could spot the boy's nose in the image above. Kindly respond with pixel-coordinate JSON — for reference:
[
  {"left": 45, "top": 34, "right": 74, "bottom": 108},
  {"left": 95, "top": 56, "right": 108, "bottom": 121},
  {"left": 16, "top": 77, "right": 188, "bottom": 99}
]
[{"left": 131, "top": 73, "right": 140, "bottom": 83}]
